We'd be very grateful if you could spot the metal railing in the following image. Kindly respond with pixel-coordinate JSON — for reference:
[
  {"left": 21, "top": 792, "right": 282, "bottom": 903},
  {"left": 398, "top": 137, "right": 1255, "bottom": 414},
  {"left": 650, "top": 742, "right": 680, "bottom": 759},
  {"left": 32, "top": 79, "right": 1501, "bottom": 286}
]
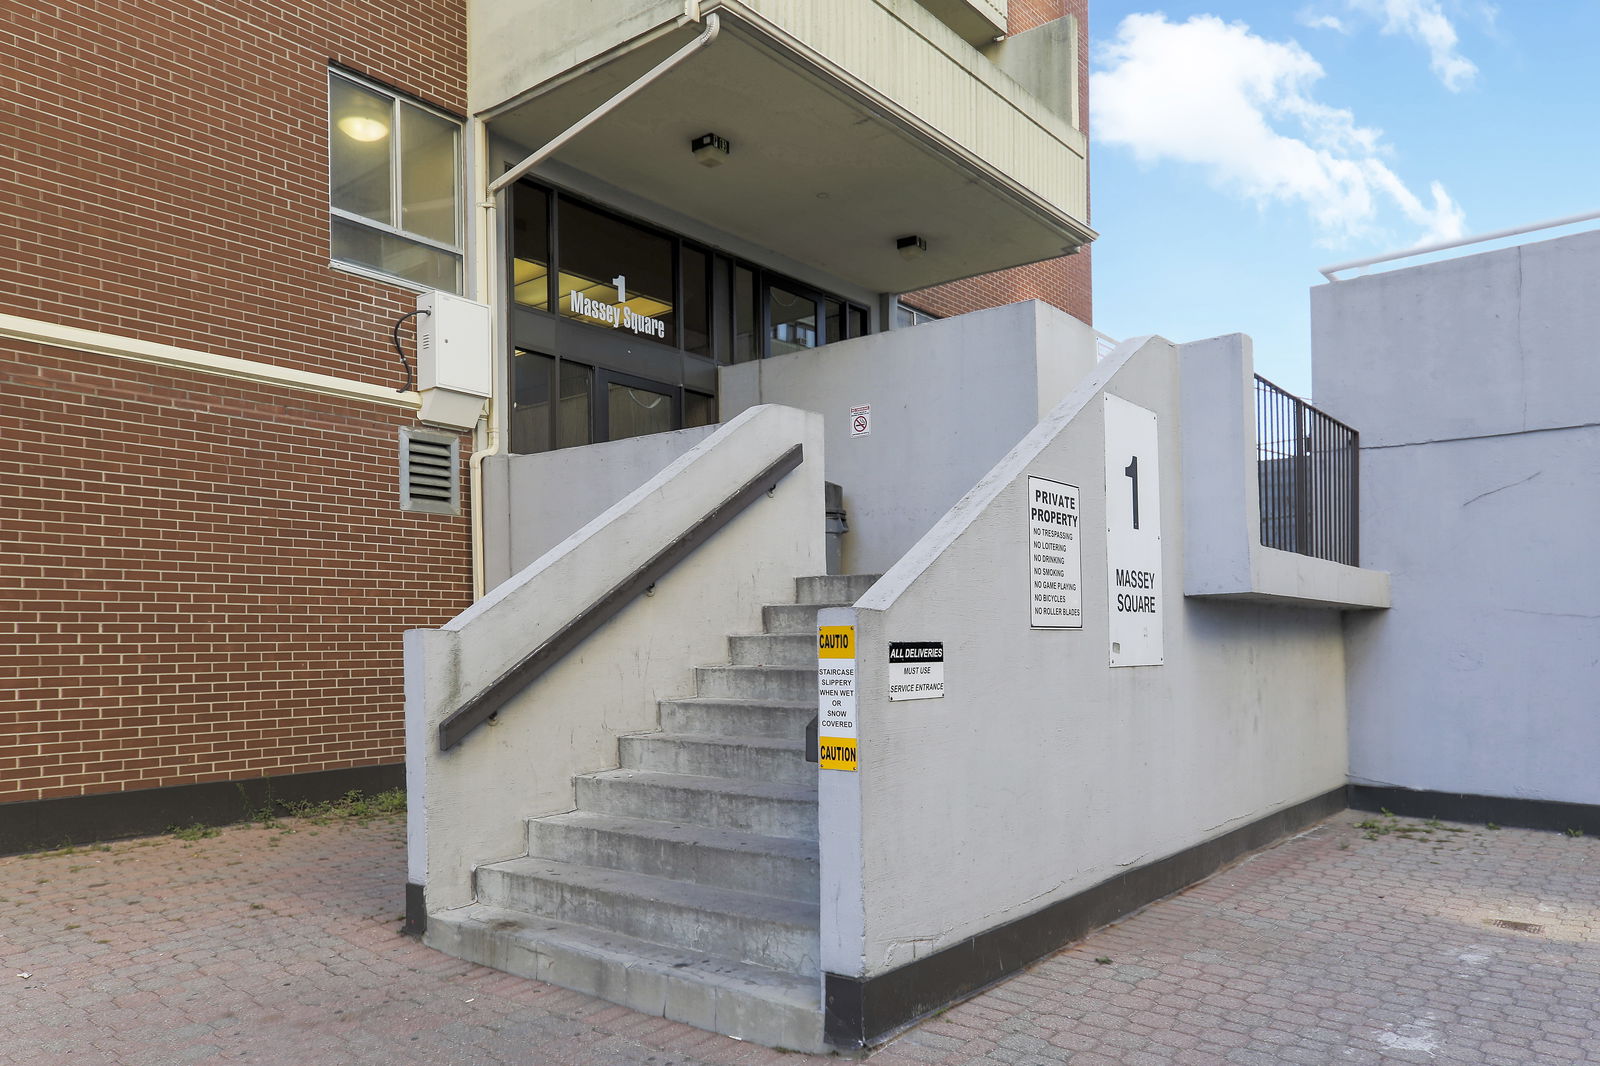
[
  {"left": 437, "top": 442, "right": 805, "bottom": 750},
  {"left": 1254, "top": 376, "right": 1359, "bottom": 566}
]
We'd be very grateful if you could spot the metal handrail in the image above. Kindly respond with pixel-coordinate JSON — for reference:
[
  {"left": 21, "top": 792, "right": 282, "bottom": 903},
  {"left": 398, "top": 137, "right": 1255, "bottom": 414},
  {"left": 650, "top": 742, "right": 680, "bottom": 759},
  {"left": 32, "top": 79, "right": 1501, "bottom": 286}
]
[
  {"left": 1319, "top": 208, "right": 1600, "bottom": 281},
  {"left": 1254, "top": 375, "right": 1360, "bottom": 567},
  {"left": 438, "top": 442, "right": 806, "bottom": 750}
]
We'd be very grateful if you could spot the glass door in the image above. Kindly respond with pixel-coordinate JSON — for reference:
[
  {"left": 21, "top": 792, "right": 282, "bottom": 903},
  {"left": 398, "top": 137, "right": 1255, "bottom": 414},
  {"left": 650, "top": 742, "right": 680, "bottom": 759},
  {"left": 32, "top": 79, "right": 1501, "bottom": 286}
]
[{"left": 597, "top": 369, "right": 679, "bottom": 444}]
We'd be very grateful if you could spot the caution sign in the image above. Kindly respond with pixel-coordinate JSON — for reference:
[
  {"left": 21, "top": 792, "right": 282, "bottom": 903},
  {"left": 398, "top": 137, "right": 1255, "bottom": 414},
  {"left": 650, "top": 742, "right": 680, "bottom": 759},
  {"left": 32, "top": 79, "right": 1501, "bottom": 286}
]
[
  {"left": 817, "top": 626, "right": 857, "bottom": 771},
  {"left": 888, "top": 642, "right": 944, "bottom": 701}
]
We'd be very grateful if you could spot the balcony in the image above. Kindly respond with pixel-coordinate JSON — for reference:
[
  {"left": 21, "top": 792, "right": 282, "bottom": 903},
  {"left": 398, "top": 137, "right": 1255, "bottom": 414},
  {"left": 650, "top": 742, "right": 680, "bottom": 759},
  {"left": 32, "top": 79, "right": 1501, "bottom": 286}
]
[
  {"left": 470, "top": 0, "right": 1092, "bottom": 294},
  {"left": 1180, "top": 334, "right": 1388, "bottom": 610}
]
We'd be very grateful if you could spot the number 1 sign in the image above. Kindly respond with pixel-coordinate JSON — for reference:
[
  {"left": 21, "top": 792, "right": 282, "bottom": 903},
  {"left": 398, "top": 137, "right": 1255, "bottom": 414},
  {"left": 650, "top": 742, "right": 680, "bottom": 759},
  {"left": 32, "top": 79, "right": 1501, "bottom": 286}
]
[{"left": 1104, "top": 395, "right": 1163, "bottom": 667}]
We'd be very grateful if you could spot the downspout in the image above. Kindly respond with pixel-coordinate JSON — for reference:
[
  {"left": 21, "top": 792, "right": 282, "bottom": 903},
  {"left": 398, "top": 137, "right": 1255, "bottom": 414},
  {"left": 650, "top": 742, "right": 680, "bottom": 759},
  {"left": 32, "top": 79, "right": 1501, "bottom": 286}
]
[{"left": 468, "top": 11, "right": 722, "bottom": 600}]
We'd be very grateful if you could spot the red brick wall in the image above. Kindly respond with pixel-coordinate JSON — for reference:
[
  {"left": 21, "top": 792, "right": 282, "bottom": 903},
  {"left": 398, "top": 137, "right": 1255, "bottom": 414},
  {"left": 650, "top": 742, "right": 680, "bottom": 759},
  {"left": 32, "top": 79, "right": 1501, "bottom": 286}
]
[
  {"left": 0, "top": 1, "right": 473, "bottom": 805},
  {"left": 0, "top": 0, "right": 467, "bottom": 380},
  {"left": 0, "top": 345, "right": 472, "bottom": 803},
  {"left": 907, "top": 0, "right": 1093, "bottom": 324}
]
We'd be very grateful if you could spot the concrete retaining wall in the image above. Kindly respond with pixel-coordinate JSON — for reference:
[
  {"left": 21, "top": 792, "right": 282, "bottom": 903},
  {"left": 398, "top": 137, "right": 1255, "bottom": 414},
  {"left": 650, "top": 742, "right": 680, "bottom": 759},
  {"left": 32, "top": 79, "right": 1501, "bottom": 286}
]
[
  {"left": 1313, "top": 228, "right": 1600, "bottom": 806},
  {"left": 481, "top": 426, "right": 717, "bottom": 590},
  {"left": 720, "top": 300, "right": 1097, "bottom": 574},
  {"left": 819, "top": 337, "right": 1352, "bottom": 978},
  {"left": 407, "top": 404, "right": 826, "bottom": 911}
]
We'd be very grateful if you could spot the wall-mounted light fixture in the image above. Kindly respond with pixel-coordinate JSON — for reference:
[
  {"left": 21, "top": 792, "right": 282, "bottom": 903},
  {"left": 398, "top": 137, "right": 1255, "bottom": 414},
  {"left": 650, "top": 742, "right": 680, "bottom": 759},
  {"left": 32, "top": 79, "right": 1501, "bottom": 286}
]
[
  {"left": 337, "top": 115, "right": 390, "bottom": 142},
  {"left": 691, "top": 132, "right": 731, "bottom": 167},
  {"left": 896, "top": 235, "right": 928, "bottom": 261}
]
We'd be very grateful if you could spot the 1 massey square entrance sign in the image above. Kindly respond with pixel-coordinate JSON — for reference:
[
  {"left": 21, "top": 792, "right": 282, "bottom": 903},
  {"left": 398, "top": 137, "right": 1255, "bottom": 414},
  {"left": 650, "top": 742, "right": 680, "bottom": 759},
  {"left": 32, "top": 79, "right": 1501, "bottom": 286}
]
[{"left": 569, "top": 274, "right": 667, "bottom": 340}]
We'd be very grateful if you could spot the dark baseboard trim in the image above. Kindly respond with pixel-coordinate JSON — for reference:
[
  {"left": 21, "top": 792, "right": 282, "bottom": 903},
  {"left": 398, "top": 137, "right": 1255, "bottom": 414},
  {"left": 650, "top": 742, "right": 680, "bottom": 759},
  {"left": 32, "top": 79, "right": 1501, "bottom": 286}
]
[
  {"left": 405, "top": 882, "right": 427, "bottom": 937},
  {"left": 0, "top": 763, "right": 405, "bottom": 855},
  {"left": 1348, "top": 784, "right": 1600, "bottom": 836},
  {"left": 824, "top": 786, "right": 1346, "bottom": 1050}
]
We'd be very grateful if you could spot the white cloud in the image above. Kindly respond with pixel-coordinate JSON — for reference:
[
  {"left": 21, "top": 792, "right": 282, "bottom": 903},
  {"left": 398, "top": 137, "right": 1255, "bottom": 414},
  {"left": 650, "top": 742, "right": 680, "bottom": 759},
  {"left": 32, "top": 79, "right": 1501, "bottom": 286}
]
[
  {"left": 1346, "top": 0, "right": 1478, "bottom": 90},
  {"left": 1298, "top": 10, "right": 1350, "bottom": 32},
  {"left": 1091, "top": 13, "right": 1465, "bottom": 247}
]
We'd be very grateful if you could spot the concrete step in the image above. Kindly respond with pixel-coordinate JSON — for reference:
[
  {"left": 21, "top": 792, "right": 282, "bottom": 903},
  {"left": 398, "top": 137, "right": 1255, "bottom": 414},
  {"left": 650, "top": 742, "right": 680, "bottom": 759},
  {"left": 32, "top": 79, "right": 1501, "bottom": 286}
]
[
  {"left": 659, "top": 697, "right": 815, "bottom": 739},
  {"left": 695, "top": 664, "right": 816, "bottom": 702},
  {"left": 528, "top": 810, "right": 818, "bottom": 901},
  {"left": 729, "top": 633, "right": 818, "bottom": 667},
  {"left": 762, "top": 602, "right": 828, "bottom": 635},
  {"left": 577, "top": 769, "right": 817, "bottom": 840},
  {"left": 426, "top": 905, "right": 826, "bottom": 1052},
  {"left": 621, "top": 732, "right": 812, "bottom": 786},
  {"left": 794, "top": 574, "right": 881, "bottom": 605},
  {"left": 475, "top": 858, "right": 820, "bottom": 976}
]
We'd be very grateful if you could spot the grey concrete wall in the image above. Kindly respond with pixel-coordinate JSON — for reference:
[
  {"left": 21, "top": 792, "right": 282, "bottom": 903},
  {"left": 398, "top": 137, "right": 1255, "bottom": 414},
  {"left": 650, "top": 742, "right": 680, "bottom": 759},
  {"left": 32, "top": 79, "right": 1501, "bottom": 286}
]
[
  {"left": 820, "top": 338, "right": 1350, "bottom": 978},
  {"left": 1312, "top": 229, "right": 1600, "bottom": 805},
  {"left": 720, "top": 300, "right": 1097, "bottom": 574},
  {"left": 482, "top": 426, "right": 717, "bottom": 590},
  {"left": 408, "top": 405, "right": 827, "bottom": 910}
]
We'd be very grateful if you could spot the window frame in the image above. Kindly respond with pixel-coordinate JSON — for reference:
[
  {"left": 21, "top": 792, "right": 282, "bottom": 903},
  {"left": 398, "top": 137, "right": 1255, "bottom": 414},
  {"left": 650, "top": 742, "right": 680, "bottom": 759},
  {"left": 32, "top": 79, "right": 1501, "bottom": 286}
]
[{"left": 327, "top": 68, "right": 465, "bottom": 292}]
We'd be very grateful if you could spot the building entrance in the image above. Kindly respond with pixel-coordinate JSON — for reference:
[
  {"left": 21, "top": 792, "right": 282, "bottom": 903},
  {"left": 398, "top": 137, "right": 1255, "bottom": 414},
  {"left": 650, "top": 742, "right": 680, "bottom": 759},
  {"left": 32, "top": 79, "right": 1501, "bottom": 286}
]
[{"left": 506, "top": 179, "right": 870, "bottom": 454}]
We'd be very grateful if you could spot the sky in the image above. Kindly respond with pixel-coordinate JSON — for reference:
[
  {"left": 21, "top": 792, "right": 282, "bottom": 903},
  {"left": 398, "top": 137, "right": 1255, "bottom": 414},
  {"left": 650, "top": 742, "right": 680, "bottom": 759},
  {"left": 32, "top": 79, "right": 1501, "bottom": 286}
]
[{"left": 1087, "top": 0, "right": 1600, "bottom": 396}]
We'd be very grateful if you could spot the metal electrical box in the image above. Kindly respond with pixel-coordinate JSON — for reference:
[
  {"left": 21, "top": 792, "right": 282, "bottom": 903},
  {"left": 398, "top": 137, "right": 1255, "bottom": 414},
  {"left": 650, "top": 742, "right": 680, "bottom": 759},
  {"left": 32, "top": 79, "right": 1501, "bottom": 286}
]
[{"left": 415, "top": 291, "right": 491, "bottom": 430}]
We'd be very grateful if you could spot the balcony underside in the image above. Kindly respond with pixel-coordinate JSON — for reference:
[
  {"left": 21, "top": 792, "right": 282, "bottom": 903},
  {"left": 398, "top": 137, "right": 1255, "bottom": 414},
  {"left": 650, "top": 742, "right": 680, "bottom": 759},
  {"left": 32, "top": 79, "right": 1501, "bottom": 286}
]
[{"left": 482, "top": 12, "right": 1093, "bottom": 294}]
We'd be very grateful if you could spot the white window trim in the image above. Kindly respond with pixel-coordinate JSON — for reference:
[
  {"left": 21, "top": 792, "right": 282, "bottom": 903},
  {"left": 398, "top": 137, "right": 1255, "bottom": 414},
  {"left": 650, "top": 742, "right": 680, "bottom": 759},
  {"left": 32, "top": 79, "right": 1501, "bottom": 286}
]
[{"left": 328, "top": 68, "right": 465, "bottom": 290}]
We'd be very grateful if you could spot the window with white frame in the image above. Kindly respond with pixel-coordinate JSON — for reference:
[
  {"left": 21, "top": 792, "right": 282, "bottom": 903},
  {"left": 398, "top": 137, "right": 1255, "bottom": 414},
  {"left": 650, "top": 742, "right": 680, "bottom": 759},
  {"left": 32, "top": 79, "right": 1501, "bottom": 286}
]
[{"left": 328, "top": 70, "right": 463, "bottom": 292}]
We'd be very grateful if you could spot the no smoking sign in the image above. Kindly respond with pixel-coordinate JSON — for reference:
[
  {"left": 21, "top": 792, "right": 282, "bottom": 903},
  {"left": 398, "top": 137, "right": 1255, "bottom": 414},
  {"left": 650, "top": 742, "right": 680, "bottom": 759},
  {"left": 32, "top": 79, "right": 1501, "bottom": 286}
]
[{"left": 849, "top": 404, "right": 871, "bottom": 438}]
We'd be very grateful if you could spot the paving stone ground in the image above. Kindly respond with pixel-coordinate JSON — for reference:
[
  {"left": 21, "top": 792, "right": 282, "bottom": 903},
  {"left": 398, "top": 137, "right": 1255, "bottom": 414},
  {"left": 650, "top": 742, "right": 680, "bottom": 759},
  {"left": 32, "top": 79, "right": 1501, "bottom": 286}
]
[{"left": 2, "top": 808, "right": 1596, "bottom": 1065}]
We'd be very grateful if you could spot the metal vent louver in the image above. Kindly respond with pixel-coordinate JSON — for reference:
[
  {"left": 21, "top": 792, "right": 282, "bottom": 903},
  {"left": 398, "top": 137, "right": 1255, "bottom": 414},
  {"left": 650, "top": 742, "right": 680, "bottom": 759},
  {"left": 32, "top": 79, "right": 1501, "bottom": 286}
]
[{"left": 399, "top": 427, "right": 460, "bottom": 515}]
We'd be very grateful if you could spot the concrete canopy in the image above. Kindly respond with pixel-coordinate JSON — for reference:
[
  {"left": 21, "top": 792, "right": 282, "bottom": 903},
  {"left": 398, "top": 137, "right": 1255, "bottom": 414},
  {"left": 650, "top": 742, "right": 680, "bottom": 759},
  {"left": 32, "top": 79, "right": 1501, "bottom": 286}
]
[{"left": 483, "top": 16, "right": 1094, "bottom": 295}]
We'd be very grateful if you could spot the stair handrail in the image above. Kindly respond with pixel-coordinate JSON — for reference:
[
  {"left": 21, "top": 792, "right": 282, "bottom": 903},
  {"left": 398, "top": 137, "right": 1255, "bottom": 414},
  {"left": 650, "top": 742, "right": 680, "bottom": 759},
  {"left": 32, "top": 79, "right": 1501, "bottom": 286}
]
[{"left": 438, "top": 443, "right": 806, "bottom": 750}]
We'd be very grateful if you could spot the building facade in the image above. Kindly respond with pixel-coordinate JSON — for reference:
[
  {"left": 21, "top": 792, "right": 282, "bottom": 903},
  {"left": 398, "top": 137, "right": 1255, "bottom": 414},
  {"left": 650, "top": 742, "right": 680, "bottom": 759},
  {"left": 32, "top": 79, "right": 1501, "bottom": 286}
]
[{"left": 2, "top": 0, "right": 1093, "bottom": 848}]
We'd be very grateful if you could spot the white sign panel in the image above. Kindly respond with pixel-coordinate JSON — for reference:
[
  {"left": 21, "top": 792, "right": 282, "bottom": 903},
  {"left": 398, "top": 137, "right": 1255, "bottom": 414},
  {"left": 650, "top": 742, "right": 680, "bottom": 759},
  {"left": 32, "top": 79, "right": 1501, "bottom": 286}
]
[
  {"left": 1103, "top": 395, "right": 1163, "bottom": 667},
  {"left": 817, "top": 626, "right": 858, "bottom": 770},
  {"left": 1027, "top": 476, "right": 1083, "bottom": 629},
  {"left": 888, "top": 642, "right": 944, "bottom": 700},
  {"left": 849, "top": 405, "right": 871, "bottom": 437}
]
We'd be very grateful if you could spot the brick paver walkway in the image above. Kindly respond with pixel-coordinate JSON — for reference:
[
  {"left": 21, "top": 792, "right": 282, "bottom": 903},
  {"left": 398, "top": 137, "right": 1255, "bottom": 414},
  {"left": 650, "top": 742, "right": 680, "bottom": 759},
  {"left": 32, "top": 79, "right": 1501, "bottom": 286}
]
[{"left": 2, "top": 809, "right": 1595, "bottom": 1065}]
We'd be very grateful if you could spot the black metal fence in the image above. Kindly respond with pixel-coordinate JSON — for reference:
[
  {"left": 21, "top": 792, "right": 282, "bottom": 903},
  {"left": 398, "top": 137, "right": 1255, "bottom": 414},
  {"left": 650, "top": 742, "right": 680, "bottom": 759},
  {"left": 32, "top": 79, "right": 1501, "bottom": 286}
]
[{"left": 1254, "top": 375, "right": 1360, "bottom": 566}]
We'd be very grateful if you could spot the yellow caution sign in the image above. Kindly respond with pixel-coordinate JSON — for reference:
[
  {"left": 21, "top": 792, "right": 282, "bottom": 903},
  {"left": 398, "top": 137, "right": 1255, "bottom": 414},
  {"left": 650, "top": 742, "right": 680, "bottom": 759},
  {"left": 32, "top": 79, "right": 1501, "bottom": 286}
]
[
  {"left": 818, "top": 626, "right": 854, "bottom": 658},
  {"left": 818, "top": 738, "right": 857, "bottom": 772},
  {"left": 817, "top": 624, "right": 858, "bottom": 771}
]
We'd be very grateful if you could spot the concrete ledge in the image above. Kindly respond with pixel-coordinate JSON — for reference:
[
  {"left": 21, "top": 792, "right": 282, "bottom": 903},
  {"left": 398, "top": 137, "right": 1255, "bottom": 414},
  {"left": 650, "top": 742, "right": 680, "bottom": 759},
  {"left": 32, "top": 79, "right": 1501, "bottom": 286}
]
[
  {"left": 0, "top": 764, "right": 404, "bottom": 856},
  {"left": 1192, "top": 545, "right": 1391, "bottom": 610},
  {"left": 823, "top": 786, "right": 1346, "bottom": 1049}
]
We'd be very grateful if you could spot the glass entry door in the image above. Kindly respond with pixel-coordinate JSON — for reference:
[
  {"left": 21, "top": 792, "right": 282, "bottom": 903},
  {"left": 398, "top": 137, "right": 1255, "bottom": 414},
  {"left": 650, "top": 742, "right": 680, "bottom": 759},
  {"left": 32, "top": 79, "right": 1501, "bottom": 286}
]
[{"left": 598, "top": 369, "right": 677, "bottom": 444}]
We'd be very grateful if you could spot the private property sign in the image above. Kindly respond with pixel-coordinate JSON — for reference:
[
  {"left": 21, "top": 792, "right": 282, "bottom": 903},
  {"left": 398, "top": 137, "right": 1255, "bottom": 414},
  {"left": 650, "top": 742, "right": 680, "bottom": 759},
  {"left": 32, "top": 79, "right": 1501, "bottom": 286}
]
[{"left": 1027, "top": 476, "right": 1083, "bottom": 628}]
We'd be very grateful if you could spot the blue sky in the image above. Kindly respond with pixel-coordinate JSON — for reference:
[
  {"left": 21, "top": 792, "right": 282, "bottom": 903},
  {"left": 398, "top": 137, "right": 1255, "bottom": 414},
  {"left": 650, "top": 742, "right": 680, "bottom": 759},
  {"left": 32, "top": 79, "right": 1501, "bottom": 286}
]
[{"left": 1088, "top": 1, "right": 1600, "bottom": 396}]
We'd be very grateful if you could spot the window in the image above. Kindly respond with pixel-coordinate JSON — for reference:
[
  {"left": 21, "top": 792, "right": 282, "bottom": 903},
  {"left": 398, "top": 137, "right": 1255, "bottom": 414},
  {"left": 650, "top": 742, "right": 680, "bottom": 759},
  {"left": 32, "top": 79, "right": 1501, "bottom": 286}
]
[{"left": 329, "top": 70, "right": 463, "bottom": 291}]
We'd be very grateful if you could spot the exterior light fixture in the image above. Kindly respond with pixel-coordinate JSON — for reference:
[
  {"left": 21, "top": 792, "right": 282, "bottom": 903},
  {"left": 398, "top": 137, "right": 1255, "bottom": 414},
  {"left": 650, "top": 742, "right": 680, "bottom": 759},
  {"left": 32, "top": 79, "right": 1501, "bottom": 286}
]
[
  {"left": 896, "top": 235, "right": 928, "bottom": 261},
  {"left": 337, "top": 114, "right": 390, "bottom": 142},
  {"left": 690, "top": 132, "right": 731, "bottom": 167}
]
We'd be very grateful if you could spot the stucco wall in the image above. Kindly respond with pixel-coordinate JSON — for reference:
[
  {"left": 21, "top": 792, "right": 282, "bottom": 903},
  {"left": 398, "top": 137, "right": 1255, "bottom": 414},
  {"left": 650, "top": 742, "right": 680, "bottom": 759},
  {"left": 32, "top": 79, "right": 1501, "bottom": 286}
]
[
  {"left": 820, "top": 337, "right": 1350, "bottom": 977},
  {"left": 1312, "top": 229, "right": 1600, "bottom": 806},
  {"left": 720, "top": 300, "right": 1097, "bottom": 574},
  {"left": 481, "top": 426, "right": 717, "bottom": 590}
]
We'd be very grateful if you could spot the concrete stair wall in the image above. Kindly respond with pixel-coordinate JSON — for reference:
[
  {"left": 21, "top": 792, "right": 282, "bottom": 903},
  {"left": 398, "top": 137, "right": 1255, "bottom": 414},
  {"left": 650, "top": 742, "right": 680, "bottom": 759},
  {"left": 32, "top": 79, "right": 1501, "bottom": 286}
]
[{"left": 426, "top": 573, "right": 879, "bottom": 1053}]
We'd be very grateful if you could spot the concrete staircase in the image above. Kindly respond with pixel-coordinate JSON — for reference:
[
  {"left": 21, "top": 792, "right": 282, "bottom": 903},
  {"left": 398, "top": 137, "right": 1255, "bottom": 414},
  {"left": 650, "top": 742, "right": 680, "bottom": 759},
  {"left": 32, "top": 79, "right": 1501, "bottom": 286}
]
[{"left": 426, "top": 574, "right": 879, "bottom": 1053}]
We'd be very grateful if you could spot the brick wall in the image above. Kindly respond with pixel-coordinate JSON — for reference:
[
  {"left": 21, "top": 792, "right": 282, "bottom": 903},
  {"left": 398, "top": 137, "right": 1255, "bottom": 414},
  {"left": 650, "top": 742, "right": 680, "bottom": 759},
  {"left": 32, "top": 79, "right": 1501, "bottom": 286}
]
[
  {"left": 0, "top": 345, "right": 472, "bottom": 803},
  {"left": 0, "top": 1, "right": 473, "bottom": 807},
  {"left": 0, "top": 0, "right": 467, "bottom": 381},
  {"left": 907, "top": 0, "right": 1093, "bottom": 324}
]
